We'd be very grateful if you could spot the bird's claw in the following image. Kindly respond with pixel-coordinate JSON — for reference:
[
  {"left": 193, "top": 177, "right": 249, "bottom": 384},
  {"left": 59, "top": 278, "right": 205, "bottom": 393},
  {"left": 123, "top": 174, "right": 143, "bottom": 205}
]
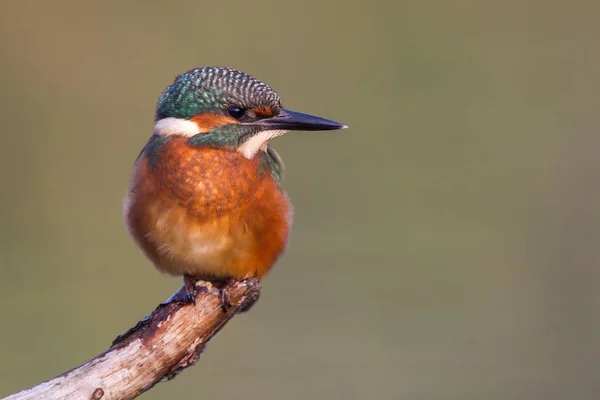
[
  {"left": 183, "top": 276, "right": 258, "bottom": 313},
  {"left": 218, "top": 281, "right": 234, "bottom": 312},
  {"left": 183, "top": 274, "right": 201, "bottom": 305}
]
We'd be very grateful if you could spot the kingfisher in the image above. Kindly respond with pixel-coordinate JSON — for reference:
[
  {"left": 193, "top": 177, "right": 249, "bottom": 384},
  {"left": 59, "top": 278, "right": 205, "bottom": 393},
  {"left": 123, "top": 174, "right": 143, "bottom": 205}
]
[{"left": 124, "top": 66, "right": 346, "bottom": 305}]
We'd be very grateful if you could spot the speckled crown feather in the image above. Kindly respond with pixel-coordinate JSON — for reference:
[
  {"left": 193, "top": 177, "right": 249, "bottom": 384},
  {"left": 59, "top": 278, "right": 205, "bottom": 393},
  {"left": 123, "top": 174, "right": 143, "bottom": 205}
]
[{"left": 155, "top": 66, "right": 282, "bottom": 120}]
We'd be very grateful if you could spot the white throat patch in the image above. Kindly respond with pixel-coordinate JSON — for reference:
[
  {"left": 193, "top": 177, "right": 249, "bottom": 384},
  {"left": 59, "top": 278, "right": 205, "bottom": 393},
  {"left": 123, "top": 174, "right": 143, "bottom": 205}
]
[
  {"left": 238, "top": 130, "right": 287, "bottom": 159},
  {"left": 153, "top": 117, "right": 200, "bottom": 137}
]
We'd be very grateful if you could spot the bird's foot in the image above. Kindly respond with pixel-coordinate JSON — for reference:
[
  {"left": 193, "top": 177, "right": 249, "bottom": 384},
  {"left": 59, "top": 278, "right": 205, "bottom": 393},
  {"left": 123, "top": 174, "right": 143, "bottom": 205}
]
[
  {"left": 183, "top": 276, "right": 236, "bottom": 312},
  {"left": 181, "top": 274, "right": 209, "bottom": 305},
  {"left": 219, "top": 275, "right": 261, "bottom": 313},
  {"left": 182, "top": 275, "right": 260, "bottom": 313},
  {"left": 217, "top": 279, "right": 236, "bottom": 312}
]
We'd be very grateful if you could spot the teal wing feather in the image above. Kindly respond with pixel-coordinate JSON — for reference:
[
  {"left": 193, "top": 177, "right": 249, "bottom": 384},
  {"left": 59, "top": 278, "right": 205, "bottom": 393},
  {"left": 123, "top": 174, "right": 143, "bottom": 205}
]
[{"left": 266, "top": 145, "right": 285, "bottom": 184}]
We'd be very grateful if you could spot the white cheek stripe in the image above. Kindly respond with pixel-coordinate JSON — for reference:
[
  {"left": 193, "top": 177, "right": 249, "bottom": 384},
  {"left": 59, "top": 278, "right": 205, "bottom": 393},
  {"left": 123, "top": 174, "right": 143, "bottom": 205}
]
[
  {"left": 153, "top": 117, "right": 200, "bottom": 137},
  {"left": 153, "top": 118, "right": 286, "bottom": 159},
  {"left": 238, "top": 130, "right": 287, "bottom": 159}
]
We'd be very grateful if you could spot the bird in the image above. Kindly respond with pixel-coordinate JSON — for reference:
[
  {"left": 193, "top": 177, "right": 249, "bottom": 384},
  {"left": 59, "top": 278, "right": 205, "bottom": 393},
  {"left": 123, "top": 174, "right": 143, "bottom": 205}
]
[{"left": 124, "top": 66, "right": 346, "bottom": 307}]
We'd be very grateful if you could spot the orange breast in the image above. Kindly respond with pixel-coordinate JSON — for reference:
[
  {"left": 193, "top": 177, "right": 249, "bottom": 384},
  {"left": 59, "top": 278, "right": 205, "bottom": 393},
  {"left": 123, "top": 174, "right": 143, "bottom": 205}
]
[{"left": 125, "top": 137, "right": 292, "bottom": 280}]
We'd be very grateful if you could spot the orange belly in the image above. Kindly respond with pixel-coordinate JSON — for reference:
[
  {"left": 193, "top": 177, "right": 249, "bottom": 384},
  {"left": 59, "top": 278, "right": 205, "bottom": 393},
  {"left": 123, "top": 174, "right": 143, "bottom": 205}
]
[{"left": 124, "top": 138, "right": 292, "bottom": 280}]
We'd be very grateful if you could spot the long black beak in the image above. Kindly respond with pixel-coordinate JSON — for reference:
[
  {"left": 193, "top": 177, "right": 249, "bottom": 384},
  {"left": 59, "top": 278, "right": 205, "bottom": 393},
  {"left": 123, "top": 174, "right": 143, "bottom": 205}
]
[{"left": 252, "top": 108, "right": 347, "bottom": 131}]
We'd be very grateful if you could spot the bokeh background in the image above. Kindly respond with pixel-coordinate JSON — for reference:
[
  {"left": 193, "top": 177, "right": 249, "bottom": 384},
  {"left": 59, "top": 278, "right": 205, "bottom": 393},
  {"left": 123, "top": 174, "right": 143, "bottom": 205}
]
[{"left": 1, "top": 1, "right": 599, "bottom": 399}]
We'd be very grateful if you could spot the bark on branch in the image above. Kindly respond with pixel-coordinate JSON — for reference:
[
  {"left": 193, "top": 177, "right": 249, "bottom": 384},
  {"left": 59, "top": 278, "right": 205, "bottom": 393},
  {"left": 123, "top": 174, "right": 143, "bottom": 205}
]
[{"left": 2, "top": 278, "right": 261, "bottom": 400}]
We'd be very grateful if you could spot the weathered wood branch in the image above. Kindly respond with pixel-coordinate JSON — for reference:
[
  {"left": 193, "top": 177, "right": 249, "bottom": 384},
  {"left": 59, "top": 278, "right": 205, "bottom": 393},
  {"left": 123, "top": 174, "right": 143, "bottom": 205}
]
[{"left": 2, "top": 278, "right": 261, "bottom": 400}]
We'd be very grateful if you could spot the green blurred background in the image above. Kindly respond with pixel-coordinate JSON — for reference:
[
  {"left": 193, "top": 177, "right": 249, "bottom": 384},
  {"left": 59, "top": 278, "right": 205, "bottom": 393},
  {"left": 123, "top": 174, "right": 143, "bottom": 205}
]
[{"left": 1, "top": 1, "right": 599, "bottom": 399}]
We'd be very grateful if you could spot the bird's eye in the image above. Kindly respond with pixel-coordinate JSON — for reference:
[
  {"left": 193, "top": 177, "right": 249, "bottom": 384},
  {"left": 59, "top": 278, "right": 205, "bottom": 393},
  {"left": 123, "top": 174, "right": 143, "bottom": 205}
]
[{"left": 227, "top": 105, "right": 247, "bottom": 120}]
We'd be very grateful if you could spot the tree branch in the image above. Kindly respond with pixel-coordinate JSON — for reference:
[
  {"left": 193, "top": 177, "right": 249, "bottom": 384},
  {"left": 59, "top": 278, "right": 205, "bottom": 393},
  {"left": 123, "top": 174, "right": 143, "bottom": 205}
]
[{"left": 2, "top": 278, "right": 261, "bottom": 400}]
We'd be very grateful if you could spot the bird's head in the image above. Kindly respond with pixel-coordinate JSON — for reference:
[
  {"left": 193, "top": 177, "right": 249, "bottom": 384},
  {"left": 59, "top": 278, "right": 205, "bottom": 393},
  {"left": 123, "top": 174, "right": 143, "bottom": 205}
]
[{"left": 153, "top": 66, "right": 346, "bottom": 158}]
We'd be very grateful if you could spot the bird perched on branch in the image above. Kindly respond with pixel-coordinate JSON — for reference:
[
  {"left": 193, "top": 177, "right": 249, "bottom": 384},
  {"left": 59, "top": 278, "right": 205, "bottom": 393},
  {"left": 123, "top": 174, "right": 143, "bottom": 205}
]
[{"left": 124, "top": 66, "right": 346, "bottom": 305}]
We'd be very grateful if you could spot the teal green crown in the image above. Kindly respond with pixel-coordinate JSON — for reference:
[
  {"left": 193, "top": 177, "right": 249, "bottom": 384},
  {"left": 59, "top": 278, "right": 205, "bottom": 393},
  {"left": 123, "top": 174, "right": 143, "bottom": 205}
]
[{"left": 156, "top": 66, "right": 282, "bottom": 120}]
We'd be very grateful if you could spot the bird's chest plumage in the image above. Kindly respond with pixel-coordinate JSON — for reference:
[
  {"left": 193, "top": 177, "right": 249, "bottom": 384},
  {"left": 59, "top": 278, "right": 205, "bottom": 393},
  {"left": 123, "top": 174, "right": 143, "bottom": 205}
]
[{"left": 125, "top": 137, "right": 292, "bottom": 279}]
